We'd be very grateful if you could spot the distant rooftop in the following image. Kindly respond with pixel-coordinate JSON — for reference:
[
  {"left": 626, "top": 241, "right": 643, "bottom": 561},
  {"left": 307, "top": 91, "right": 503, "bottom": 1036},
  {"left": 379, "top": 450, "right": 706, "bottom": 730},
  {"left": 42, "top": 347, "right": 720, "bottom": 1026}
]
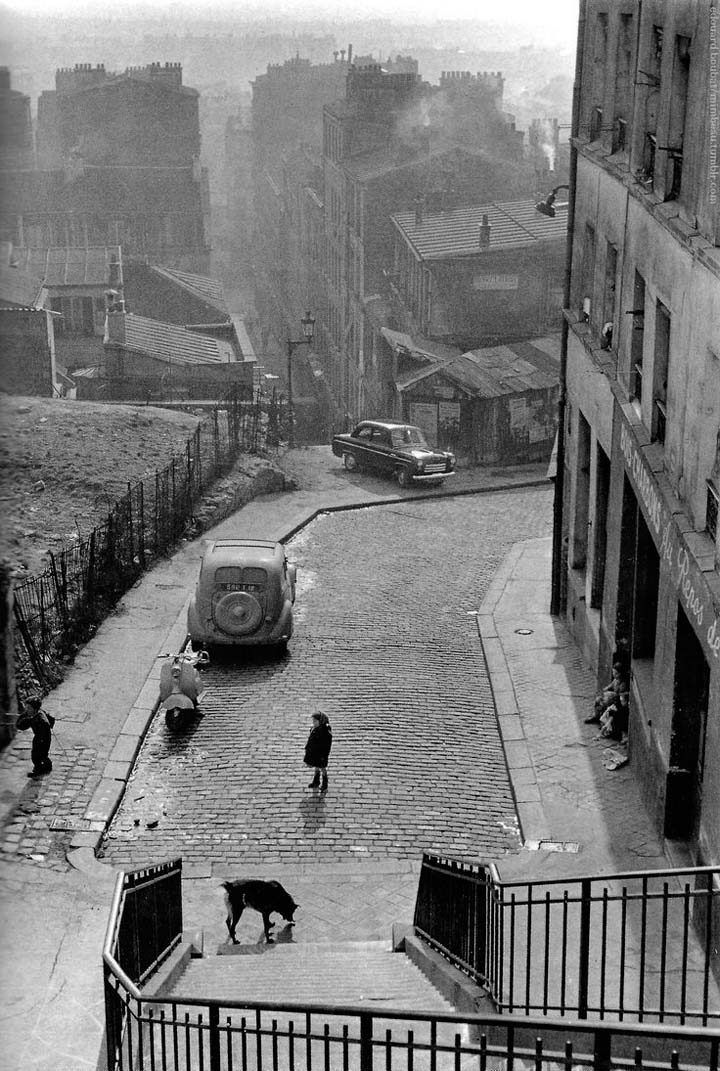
[
  {"left": 396, "top": 335, "right": 561, "bottom": 399},
  {"left": 106, "top": 313, "right": 235, "bottom": 366},
  {"left": 149, "top": 265, "right": 227, "bottom": 313},
  {"left": 392, "top": 200, "right": 568, "bottom": 259},
  {"left": 12, "top": 247, "right": 121, "bottom": 288}
]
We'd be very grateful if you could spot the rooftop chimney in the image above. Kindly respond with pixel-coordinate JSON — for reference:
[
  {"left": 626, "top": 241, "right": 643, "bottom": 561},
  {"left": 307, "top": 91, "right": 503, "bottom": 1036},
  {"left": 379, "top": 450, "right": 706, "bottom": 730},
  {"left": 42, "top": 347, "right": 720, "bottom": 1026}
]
[
  {"left": 0, "top": 68, "right": 11, "bottom": 92},
  {"left": 479, "top": 214, "right": 491, "bottom": 248},
  {"left": 348, "top": 43, "right": 353, "bottom": 64},
  {"left": 414, "top": 196, "right": 424, "bottom": 227}
]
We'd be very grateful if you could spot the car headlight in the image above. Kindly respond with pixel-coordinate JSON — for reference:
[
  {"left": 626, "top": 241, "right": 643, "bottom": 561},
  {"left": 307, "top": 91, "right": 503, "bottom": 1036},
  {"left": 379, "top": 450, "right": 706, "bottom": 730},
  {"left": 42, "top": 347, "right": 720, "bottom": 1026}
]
[{"left": 449, "top": 454, "right": 457, "bottom": 466}]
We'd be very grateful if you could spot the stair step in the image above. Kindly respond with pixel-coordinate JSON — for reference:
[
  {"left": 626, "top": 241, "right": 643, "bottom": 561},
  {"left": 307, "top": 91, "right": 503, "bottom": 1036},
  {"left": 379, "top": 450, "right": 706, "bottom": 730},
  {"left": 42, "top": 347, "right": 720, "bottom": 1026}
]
[{"left": 169, "top": 943, "right": 453, "bottom": 1013}]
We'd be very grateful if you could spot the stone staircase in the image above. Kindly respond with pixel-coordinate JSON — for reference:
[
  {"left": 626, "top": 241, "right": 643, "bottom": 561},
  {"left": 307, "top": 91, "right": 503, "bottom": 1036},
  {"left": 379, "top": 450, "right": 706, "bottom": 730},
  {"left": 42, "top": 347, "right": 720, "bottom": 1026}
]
[
  {"left": 150, "top": 938, "right": 481, "bottom": 1070},
  {"left": 168, "top": 939, "right": 454, "bottom": 1011}
]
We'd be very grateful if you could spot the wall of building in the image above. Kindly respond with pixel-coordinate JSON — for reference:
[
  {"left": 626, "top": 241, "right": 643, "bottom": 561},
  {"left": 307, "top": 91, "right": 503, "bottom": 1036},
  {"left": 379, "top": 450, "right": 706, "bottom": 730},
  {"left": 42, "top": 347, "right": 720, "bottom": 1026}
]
[
  {"left": 563, "top": 0, "right": 720, "bottom": 867},
  {"left": 0, "top": 309, "right": 55, "bottom": 396}
]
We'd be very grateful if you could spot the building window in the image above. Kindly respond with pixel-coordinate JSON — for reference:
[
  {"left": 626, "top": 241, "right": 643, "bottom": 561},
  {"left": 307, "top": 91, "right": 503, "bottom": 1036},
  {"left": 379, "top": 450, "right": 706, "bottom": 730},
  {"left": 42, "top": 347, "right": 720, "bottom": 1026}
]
[
  {"left": 602, "top": 242, "right": 618, "bottom": 347},
  {"left": 663, "top": 35, "right": 690, "bottom": 201},
  {"left": 707, "top": 482, "right": 719, "bottom": 542},
  {"left": 591, "top": 444, "right": 611, "bottom": 608},
  {"left": 589, "top": 13, "right": 609, "bottom": 141},
  {"left": 628, "top": 270, "right": 646, "bottom": 404},
  {"left": 572, "top": 411, "right": 591, "bottom": 570},
  {"left": 580, "top": 224, "right": 596, "bottom": 322},
  {"left": 652, "top": 301, "right": 670, "bottom": 445},
  {"left": 637, "top": 25, "right": 662, "bottom": 188},
  {"left": 613, "top": 14, "right": 634, "bottom": 153},
  {"left": 612, "top": 117, "right": 627, "bottom": 154},
  {"left": 633, "top": 511, "right": 659, "bottom": 659}
]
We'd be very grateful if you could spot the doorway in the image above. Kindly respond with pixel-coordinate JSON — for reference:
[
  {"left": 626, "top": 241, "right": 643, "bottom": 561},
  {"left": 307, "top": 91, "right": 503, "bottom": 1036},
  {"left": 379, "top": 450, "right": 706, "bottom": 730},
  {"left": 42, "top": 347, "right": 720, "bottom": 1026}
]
[{"left": 665, "top": 607, "right": 710, "bottom": 840}]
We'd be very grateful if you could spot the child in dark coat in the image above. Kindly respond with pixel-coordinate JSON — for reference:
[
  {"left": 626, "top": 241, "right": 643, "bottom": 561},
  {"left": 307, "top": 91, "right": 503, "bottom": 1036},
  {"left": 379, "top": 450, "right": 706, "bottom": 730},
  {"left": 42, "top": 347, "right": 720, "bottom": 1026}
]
[
  {"left": 17, "top": 697, "right": 55, "bottom": 777},
  {"left": 304, "top": 712, "right": 332, "bottom": 793}
]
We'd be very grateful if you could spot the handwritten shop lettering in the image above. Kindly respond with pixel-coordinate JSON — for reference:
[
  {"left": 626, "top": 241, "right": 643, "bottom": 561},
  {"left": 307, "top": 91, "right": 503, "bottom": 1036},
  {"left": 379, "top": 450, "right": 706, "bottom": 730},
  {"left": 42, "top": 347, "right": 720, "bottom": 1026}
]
[{"left": 620, "top": 422, "right": 720, "bottom": 659}]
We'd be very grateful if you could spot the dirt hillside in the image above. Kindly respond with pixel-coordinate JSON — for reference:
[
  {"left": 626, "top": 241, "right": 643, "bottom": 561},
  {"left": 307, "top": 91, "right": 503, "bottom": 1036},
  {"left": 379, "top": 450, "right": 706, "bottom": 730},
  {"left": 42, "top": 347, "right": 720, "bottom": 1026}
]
[{"left": 0, "top": 396, "right": 203, "bottom": 579}]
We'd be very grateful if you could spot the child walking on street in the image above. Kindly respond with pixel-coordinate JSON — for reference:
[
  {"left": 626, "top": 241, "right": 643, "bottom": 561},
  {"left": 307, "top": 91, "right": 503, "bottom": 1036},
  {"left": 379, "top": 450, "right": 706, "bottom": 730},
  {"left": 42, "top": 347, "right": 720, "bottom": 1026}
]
[
  {"left": 304, "top": 712, "right": 332, "bottom": 793},
  {"left": 16, "top": 697, "right": 55, "bottom": 778}
]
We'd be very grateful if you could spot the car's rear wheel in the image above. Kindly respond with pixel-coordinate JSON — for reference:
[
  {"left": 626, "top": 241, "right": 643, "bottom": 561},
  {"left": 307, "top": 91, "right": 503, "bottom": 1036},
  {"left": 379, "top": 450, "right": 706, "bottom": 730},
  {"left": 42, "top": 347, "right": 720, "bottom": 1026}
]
[
  {"left": 213, "top": 591, "right": 263, "bottom": 635},
  {"left": 344, "top": 453, "right": 359, "bottom": 472},
  {"left": 397, "top": 467, "right": 414, "bottom": 488}
]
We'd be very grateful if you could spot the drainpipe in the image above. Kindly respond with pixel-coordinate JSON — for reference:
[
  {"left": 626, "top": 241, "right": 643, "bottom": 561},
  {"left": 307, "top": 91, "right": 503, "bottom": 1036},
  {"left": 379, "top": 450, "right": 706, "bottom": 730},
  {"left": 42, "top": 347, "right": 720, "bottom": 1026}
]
[{"left": 551, "top": 0, "right": 587, "bottom": 617}]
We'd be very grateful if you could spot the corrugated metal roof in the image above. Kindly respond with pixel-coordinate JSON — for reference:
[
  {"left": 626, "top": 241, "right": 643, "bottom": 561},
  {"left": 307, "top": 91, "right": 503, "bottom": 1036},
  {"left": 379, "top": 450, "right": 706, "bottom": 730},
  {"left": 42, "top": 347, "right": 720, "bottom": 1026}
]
[
  {"left": 392, "top": 200, "right": 567, "bottom": 259},
  {"left": 151, "top": 265, "right": 227, "bottom": 312},
  {"left": 13, "top": 246, "right": 121, "bottom": 287},
  {"left": 115, "top": 314, "right": 235, "bottom": 365},
  {"left": 381, "top": 327, "right": 461, "bottom": 365},
  {"left": 397, "top": 336, "right": 560, "bottom": 398}
]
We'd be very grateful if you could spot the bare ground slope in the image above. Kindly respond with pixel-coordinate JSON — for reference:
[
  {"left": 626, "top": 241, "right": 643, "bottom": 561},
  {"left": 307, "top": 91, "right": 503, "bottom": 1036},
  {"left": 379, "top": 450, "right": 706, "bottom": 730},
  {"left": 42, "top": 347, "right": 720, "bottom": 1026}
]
[{"left": 0, "top": 396, "right": 203, "bottom": 578}]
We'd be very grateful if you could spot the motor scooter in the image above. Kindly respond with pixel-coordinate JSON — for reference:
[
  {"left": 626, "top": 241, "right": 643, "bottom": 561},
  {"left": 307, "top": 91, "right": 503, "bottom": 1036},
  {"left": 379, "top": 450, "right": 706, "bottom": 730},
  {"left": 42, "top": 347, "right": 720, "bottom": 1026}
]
[{"left": 158, "top": 646, "right": 209, "bottom": 731}]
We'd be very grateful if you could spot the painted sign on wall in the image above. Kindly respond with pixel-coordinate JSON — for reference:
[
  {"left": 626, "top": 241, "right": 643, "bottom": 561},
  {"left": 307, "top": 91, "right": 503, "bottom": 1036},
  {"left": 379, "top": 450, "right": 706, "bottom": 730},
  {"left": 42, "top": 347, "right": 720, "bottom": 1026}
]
[{"left": 620, "top": 420, "right": 720, "bottom": 662}]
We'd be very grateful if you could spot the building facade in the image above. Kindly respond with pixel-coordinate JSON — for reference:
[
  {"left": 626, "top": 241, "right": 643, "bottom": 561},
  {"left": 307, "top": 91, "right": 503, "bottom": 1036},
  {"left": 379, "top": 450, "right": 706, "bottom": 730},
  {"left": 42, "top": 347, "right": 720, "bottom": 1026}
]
[
  {"left": 389, "top": 199, "right": 566, "bottom": 351},
  {"left": 320, "top": 62, "right": 537, "bottom": 423},
  {"left": 0, "top": 63, "right": 210, "bottom": 271},
  {"left": 562, "top": 0, "right": 719, "bottom": 866}
]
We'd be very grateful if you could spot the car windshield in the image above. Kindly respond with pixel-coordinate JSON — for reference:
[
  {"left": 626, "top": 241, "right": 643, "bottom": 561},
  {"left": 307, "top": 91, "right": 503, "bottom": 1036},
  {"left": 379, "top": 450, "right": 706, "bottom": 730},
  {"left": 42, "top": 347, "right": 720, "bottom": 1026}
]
[{"left": 390, "top": 426, "right": 427, "bottom": 448}]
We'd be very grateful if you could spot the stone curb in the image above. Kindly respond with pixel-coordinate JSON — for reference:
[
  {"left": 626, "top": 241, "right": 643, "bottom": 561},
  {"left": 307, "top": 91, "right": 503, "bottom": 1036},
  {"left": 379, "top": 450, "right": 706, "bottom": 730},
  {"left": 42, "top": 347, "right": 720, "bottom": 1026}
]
[{"left": 477, "top": 541, "right": 551, "bottom": 846}]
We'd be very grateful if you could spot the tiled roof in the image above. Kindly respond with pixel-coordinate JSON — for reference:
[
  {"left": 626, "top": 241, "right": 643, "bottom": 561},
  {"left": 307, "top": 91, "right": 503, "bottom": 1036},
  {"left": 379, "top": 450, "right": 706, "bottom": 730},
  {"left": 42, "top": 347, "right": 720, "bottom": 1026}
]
[
  {"left": 150, "top": 265, "right": 227, "bottom": 312},
  {"left": 392, "top": 200, "right": 567, "bottom": 259},
  {"left": 12, "top": 246, "right": 121, "bottom": 287},
  {"left": 110, "top": 314, "right": 235, "bottom": 365},
  {"left": 397, "top": 335, "right": 560, "bottom": 398}
]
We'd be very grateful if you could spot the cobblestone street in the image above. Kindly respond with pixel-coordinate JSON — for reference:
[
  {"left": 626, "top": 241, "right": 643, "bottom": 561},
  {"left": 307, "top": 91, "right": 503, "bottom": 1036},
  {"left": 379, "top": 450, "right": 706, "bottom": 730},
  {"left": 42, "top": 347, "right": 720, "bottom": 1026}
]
[{"left": 99, "top": 486, "right": 552, "bottom": 870}]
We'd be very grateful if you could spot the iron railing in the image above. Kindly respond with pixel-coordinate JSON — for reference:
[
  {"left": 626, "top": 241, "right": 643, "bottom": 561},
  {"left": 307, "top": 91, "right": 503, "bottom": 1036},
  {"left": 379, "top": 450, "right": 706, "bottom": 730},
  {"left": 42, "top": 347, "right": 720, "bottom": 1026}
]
[
  {"left": 102, "top": 988, "right": 720, "bottom": 1071},
  {"left": 12, "top": 387, "right": 285, "bottom": 699},
  {"left": 102, "top": 857, "right": 720, "bottom": 1071},
  {"left": 414, "top": 852, "right": 720, "bottom": 1025},
  {"left": 104, "top": 858, "right": 184, "bottom": 1068}
]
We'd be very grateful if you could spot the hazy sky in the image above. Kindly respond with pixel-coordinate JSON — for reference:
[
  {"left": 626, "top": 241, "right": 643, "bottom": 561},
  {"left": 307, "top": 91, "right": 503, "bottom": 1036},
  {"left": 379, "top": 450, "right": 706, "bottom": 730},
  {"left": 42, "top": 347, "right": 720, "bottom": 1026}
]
[{"left": 3, "top": 0, "right": 581, "bottom": 36}]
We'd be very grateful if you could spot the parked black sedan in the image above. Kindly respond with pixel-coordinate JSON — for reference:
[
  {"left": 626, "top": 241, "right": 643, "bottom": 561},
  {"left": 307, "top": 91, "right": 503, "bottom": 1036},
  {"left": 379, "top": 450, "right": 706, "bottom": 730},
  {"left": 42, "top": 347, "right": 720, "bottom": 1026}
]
[{"left": 332, "top": 420, "right": 456, "bottom": 487}]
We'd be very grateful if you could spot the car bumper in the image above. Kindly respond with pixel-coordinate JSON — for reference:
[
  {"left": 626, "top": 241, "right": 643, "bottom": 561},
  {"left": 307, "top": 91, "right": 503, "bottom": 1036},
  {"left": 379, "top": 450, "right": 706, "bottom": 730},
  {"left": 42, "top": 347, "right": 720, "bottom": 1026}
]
[{"left": 411, "top": 471, "right": 456, "bottom": 482}]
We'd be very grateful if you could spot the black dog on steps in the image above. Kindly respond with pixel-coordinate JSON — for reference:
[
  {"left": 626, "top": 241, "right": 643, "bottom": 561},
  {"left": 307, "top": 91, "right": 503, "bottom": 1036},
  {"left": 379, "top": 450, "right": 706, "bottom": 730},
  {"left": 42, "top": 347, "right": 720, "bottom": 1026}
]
[{"left": 222, "top": 879, "right": 298, "bottom": 943}]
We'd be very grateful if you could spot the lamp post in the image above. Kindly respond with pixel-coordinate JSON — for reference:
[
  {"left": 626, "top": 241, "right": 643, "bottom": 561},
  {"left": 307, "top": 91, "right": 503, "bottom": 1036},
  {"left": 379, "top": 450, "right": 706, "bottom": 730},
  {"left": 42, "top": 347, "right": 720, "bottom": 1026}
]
[
  {"left": 534, "top": 184, "right": 570, "bottom": 218},
  {"left": 287, "top": 310, "right": 315, "bottom": 449}
]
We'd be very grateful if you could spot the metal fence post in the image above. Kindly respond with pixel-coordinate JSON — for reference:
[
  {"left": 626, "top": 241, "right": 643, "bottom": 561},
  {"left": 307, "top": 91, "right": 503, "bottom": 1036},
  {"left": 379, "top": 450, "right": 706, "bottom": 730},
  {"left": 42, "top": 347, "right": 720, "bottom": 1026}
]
[
  {"left": 360, "top": 1011, "right": 373, "bottom": 1071},
  {"left": 209, "top": 1003, "right": 221, "bottom": 1071},
  {"left": 592, "top": 1027, "right": 611, "bottom": 1071},
  {"left": 578, "top": 878, "right": 592, "bottom": 1019}
]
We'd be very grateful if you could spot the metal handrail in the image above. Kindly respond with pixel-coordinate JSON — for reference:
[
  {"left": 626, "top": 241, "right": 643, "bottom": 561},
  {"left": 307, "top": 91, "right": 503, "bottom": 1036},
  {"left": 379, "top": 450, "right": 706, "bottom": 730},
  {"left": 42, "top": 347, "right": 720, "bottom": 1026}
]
[{"left": 414, "top": 851, "right": 720, "bottom": 1024}]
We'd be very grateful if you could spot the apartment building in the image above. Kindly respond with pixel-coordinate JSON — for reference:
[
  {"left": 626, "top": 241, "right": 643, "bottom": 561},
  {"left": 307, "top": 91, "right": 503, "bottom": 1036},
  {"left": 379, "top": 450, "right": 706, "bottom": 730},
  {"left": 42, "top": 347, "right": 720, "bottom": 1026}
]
[
  {"left": 1, "top": 63, "right": 210, "bottom": 271},
  {"left": 562, "top": 0, "right": 719, "bottom": 865},
  {"left": 321, "top": 61, "right": 536, "bottom": 421}
]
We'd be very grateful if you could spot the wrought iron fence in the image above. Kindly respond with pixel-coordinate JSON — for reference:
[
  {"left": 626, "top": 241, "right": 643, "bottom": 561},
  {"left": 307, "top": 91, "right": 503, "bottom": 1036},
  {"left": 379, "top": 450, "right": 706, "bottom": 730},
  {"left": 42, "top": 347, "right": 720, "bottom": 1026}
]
[
  {"left": 102, "top": 857, "right": 720, "bottom": 1071},
  {"left": 414, "top": 852, "right": 720, "bottom": 1026},
  {"left": 12, "top": 387, "right": 285, "bottom": 699}
]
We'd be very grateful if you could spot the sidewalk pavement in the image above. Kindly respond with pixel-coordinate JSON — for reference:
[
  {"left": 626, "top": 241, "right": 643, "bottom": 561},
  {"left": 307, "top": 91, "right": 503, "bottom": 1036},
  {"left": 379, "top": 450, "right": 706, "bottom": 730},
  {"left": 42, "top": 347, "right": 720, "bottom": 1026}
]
[{"left": 0, "top": 447, "right": 682, "bottom": 1071}]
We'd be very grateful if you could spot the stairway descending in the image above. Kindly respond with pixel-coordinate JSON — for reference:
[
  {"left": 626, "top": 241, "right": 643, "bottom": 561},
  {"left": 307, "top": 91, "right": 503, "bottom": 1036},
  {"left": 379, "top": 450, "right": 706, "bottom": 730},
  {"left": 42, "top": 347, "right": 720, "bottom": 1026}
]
[
  {"left": 152, "top": 939, "right": 486, "bottom": 1069},
  {"left": 170, "top": 940, "right": 454, "bottom": 1012}
]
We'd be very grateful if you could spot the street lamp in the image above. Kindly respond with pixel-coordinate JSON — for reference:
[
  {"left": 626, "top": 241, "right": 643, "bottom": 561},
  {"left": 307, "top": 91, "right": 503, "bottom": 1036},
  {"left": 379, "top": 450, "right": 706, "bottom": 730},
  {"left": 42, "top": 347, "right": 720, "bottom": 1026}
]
[
  {"left": 535, "top": 184, "right": 570, "bottom": 218},
  {"left": 287, "top": 310, "right": 316, "bottom": 449}
]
